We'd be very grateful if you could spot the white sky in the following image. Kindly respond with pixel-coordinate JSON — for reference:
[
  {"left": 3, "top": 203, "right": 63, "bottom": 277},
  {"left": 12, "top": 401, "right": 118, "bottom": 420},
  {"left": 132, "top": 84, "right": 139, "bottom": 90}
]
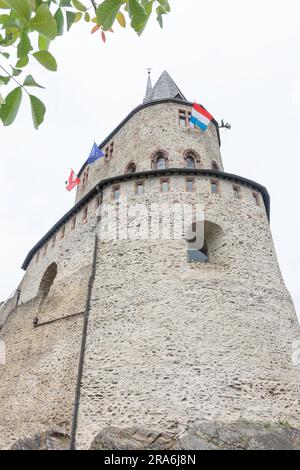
[{"left": 0, "top": 0, "right": 299, "bottom": 320}]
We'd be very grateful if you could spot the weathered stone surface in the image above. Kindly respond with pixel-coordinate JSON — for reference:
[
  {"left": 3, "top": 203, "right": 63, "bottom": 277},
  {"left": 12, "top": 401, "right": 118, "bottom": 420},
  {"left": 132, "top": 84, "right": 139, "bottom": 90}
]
[
  {"left": 11, "top": 427, "right": 70, "bottom": 450},
  {"left": 91, "top": 422, "right": 300, "bottom": 451},
  {"left": 0, "top": 80, "right": 299, "bottom": 450}
]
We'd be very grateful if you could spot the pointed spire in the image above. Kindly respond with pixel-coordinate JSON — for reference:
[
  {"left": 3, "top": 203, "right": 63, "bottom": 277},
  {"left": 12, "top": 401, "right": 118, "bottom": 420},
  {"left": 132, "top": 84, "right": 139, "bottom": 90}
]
[
  {"left": 144, "top": 68, "right": 153, "bottom": 102},
  {"left": 143, "top": 70, "right": 186, "bottom": 103}
]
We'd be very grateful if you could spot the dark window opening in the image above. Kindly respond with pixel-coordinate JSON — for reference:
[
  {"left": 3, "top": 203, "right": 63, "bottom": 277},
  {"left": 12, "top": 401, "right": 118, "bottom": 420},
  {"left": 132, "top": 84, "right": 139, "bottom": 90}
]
[
  {"left": 161, "top": 180, "right": 169, "bottom": 193},
  {"left": 233, "top": 186, "right": 241, "bottom": 199},
  {"left": 156, "top": 155, "right": 167, "bottom": 170},
  {"left": 186, "top": 179, "right": 194, "bottom": 192},
  {"left": 185, "top": 155, "right": 196, "bottom": 169},
  {"left": 253, "top": 192, "right": 260, "bottom": 206},
  {"left": 211, "top": 181, "right": 219, "bottom": 194},
  {"left": 136, "top": 183, "right": 145, "bottom": 195},
  {"left": 211, "top": 161, "right": 220, "bottom": 171},
  {"left": 126, "top": 162, "right": 136, "bottom": 173},
  {"left": 39, "top": 262, "right": 57, "bottom": 299},
  {"left": 113, "top": 186, "right": 120, "bottom": 200},
  {"left": 188, "top": 246, "right": 209, "bottom": 263},
  {"left": 179, "top": 110, "right": 187, "bottom": 127},
  {"left": 186, "top": 220, "right": 224, "bottom": 265}
]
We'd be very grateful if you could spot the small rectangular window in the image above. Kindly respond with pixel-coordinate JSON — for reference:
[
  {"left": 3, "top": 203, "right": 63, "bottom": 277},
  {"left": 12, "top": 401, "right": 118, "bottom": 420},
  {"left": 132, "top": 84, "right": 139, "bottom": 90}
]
[
  {"left": 105, "top": 141, "right": 114, "bottom": 159},
  {"left": 83, "top": 206, "right": 88, "bottom": 221},
  {"left": 253, "top": 192, "right": 260, "bottom": 206},
  {"left": 136, "top": 182, "right": 145, "bottom": 195},
  {"left": 43, "top": 243, "right": 48, "bottom": 256},
  {"left": 210, "top": 181, "right": 219, "bottom": 194},
  {"left": 95, "top": 195, "right": 100, "bottom": 208},
  {"left": 110, "top": 142, "right": 114, "bottom": 157},
  {"left": 52, "top": 235, "right": 56, "bottom": 248},
  {"left": 71, "top": 217, "right": 76, "bottom": 230},
  {"left": 233, "top": 185, "right": 241, "bottom": 199},
  {"left": 179, "top": 110, "right": 186, "bottom": 127},
  {"left": 186, "top": 179, "right": 194, "bottom": 192},
  {"left": 36, "top": 251, "right": 40, "bottom": 263},
  {"left": 161, "top": 179, "right": 169, "bottom": 193},
  {"left": 113, "top": 186, "right": 120, "bottom": 200},
  {"left": 60, "top": 226, "right": 65, "bottom": 239}
]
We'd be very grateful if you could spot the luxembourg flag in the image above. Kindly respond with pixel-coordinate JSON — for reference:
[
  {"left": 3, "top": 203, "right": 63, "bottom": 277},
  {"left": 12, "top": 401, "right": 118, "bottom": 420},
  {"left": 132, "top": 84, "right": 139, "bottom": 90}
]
[{"left": 190, "top": 102, "right": 213, "bottom": 132}]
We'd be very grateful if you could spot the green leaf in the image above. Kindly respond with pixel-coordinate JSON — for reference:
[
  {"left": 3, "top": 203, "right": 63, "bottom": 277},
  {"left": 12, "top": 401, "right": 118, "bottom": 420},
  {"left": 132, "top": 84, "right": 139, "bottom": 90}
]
[
  {"left": 117, "top": 11, "right": 126, "bottom": 28},
  {"left": 66, "top": 10, "right": 82, "bottom": 30},
  {"left": 17, "top": 32, "right": 32, "bottom": 58},
  {"left": 3, "top": 0, "right": 31, "bottom": 23},
  {"left": 23, "top": 74, "right": 45, "bottom": 88},
  {"left": 128, "top": 0, "right": 149, "bottom": 35},
  {"left": 72, "top": 0, "right": 87, "bottom": 12},
  {"left": 38, "top": 34, "right": 50, "bottom": 51},
  {"left": 33, "top": 50, "right": 57, "bottom": 71},
  {"left": 96, "top": 0, "right": 123, "bottom": 30},
  {"left": 0, "top": 87, "right": 22, "bottom": 126},
  {"left": 84, "top": 12, "right": 90, "bottom": 22},
  {"left": 2, "top": 26, "right": 19, "bottom": 45},
  {"left": 29, "top": 4, "right": 57, "bottom": 40},
  {"left": 0, "top": 0, "right": 10, "bottom": 9},
  {"left": 0, "top": 14, "right": 10, "bottom": 25},
  {"left": 156, "top": 0, "right": 170, "bottom": 12},
  {"left": 0, "top": 52, "right": 10, "bottom": 59},
  {"left": 16, "top": 55, "right": 29, "bottom": 68},
  {"left": 0, "top": 75, "right": 10, "bottom": 85},
  {"left": 11, "top": 67, "right": 22, "bottom": 76},
  {"left": 54, "top": 7, "right": 64, "bottom": 35},
  {"left": 29, "top": 94, "right": 46, "bottom": 129},
  {"left": 60, "top": 0, "right": 72, "bottom": 6}
]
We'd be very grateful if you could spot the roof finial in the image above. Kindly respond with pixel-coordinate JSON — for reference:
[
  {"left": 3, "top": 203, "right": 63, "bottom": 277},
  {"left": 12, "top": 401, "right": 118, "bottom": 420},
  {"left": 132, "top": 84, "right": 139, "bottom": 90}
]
[{"left": 144, "top": 68, "right": 153, "bottom": 102}]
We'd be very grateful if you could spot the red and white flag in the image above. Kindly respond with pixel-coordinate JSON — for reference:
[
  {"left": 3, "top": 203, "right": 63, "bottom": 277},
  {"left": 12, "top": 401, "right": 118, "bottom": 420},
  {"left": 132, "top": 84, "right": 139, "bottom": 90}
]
[{"left": 65, "top": 169, "right": 80, "bottom": 191}]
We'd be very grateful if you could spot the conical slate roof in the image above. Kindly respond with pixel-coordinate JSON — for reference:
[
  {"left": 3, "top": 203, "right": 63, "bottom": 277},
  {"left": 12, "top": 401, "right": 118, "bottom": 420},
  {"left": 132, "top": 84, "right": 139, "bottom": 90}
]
[{"left": 144, "top": 70, "right": 187, "bottom": 103}]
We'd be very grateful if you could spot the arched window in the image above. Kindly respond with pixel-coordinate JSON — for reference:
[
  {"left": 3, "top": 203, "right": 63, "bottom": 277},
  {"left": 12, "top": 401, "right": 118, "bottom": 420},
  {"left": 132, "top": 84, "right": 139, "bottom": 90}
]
[
  {"left": 183, "top": 150, "right": 201, "bottom": 169},
  {"left": 211, "top": 161, "right": 220, "bottom": 171},
  {"left": 151, "top": 151, "right": 168, "bottom": 170},
  {"left": 39, "top": 262, "right": 57, "bottom": 299},
  {"left": 185, "top": 155, "right": 196, "bottom": 169},
  {"left": 186, "top": 220, "right": 224, "bottom": 264},
  {"left": 125, "top": 161, "right": 136, "bottom": 173},
  {"left": 155, "top": 154, "right": 167, "bottom": 170},
  {"left": 188, "top": 242, "right": 209, "bottom": 263}
]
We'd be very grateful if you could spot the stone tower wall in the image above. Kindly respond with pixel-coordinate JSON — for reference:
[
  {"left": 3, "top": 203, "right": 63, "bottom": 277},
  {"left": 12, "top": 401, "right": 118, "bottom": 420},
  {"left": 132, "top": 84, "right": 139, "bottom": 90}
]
[
  {"left": 74, "top": 175, "right": 300, "bottom": 449},
  {"left": 0, "top": 298, "right": 83, "bottom": 449},
  {"left": 0, "top": 203, "right": 99, "bottom": 449},
  {"left": 75, "top": 102, "right": 222, "bottom": 204},
  {"left": 0, "top": 98, "right": 299, "bottom": 450}
]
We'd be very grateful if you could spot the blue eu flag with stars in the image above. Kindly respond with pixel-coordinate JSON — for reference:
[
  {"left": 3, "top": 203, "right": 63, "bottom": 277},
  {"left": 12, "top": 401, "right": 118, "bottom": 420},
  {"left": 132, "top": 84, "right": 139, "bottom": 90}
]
[{"left": 87, "top": 143, "right": 105, "bottom": 164}]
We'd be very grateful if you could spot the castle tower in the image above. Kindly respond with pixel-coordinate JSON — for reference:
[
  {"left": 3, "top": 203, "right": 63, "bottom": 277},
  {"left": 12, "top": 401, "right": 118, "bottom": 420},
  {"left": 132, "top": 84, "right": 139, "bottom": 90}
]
[{"left": 0, "top": 72, "right": 299, "bottom": 450}]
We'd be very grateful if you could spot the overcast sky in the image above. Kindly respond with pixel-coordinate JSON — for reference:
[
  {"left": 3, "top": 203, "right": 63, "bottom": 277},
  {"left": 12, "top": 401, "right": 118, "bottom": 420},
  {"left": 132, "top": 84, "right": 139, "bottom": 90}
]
[{"left": 1, "top": 0, "right": 299, "bottom": 320}]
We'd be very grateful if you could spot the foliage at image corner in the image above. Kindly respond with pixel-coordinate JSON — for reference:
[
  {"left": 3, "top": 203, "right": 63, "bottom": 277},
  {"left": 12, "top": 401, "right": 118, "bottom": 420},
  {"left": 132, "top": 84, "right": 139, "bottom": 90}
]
[{"left": 0, "top": 0, "right": 171, "bottom": 129}]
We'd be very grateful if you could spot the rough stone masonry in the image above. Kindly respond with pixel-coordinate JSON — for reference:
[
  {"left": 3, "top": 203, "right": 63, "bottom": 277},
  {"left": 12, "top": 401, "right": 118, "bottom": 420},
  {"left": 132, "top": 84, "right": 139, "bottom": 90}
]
[{"left": 0, "top": 71, "right": 299, "bottom": 450}]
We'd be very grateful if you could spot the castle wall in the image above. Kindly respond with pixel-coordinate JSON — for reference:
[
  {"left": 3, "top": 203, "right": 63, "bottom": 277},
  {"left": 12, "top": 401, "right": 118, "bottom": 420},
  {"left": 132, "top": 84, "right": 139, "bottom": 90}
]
[
  {"left": 0, "top": 199, "right": 99, "bottom": 449},
  {"left": 18, "top": 201, "right": 98, "bottom": 316},
  {"left": 75, "top": 177, "right": 300, "bottom": 449},
  {"left": 0, "top": 298, "right": 83, "bottom": 449},
  {"left": 75, "top": 102, "right": 222, "bottom": 203},
  {"left": 1, "top": 93, "right": 299, "bottom": 450}
]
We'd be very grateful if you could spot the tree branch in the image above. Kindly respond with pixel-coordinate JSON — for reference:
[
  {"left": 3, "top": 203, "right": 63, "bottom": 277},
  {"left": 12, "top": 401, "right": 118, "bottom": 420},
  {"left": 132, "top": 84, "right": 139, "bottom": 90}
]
[
  {"left": 0, "top": 64, "right": 30, "bottom": 96},
  {"left": 90, "top": 0, "right": 97, "bottom": 14}
]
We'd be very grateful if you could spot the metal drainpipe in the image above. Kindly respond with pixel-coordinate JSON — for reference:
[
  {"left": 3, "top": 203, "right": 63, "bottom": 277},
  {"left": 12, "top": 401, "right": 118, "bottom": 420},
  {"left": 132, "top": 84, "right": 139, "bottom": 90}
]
[{"left": 70, "top": 186, "right": 102, "bottom": 450}]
